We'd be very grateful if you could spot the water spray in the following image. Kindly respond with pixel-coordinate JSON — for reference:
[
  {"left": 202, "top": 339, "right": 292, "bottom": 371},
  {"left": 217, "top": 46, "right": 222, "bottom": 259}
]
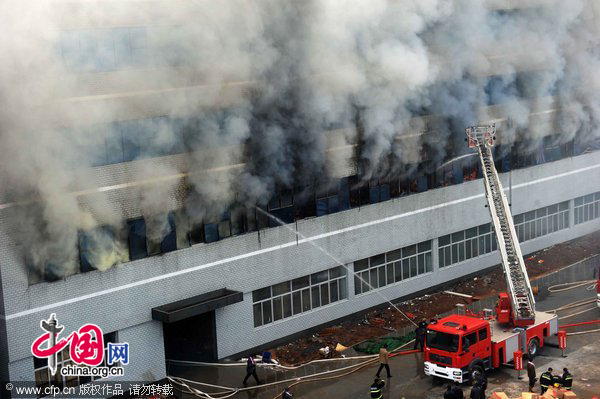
[{"left": 254, "top": 207, "right": 418, "bottom": 327}]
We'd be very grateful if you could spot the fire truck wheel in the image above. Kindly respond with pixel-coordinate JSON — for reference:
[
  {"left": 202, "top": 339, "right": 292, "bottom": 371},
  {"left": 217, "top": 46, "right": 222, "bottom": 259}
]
[
  {"left": 527, "top": 338, "right": 540, "bottom": 358},
  {"left": 469, "top": 363, "right": 484, "bottom": 383}
]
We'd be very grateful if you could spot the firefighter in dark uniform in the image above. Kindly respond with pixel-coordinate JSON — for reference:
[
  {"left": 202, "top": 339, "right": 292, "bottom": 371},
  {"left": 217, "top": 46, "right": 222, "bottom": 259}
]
[
  {"left": 414, "top": 320, "right": 427, "bottom": 350},
  {"left": 370, "top": 378, "right": 385, "bottom": 399},
  {"left": 444, "top": 385, "right": 456, "bottom": 399},
  {"left": 526, "top": 356, "right": 537, "bottom": 392},
  {"left": 562, "top": 368, "right": 573, "bottom": 391},
  {"left": 540, "top": 368, "right": 554, "bottom": 394},
  {"left": 476, "top": 372, "right": 488, "bottom": 398}
]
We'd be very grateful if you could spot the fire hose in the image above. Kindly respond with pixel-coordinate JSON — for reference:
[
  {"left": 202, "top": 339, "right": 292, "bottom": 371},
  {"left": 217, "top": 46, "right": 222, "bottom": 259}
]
[
  {"left": 547, "top": 279, "right": 597, "bottom": 293},
  {"left": 168, "top": 340, "right": 419, "bottom": 399},
  {"left": 559, "top": 319, "right": 600, "bottom": 337}
]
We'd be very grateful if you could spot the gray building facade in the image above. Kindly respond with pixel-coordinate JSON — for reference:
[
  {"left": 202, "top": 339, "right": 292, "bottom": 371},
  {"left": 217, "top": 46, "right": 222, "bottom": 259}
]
[{"left": 1, "top": 150, "right": 599, "bottom": 385}]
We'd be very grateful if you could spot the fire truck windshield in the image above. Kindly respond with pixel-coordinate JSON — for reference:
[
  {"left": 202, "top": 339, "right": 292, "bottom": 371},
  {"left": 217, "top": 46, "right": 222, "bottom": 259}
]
[{"left": 426, "top": 330, "right": 459, "bottom": 352}]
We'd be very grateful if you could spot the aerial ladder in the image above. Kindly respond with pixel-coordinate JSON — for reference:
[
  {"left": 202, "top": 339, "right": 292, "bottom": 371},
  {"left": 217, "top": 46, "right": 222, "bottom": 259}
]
[
  {"left": 423, "top": 124, "right": 559, "bottom": 383},
  {"left": 465, "top": 124, "right": 535, "bottom": 327}
]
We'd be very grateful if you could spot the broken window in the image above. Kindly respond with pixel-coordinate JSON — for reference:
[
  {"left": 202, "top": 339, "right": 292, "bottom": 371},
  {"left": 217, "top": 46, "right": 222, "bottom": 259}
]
[
  {"left": 227, "top": 205, "right": 244, "bottom": 236},
  {"left": 127, "top": 218, "right": 148, "bottom": 260},
  {"left": 316, "top": 181, "right": 339, "bottom": 216},
  {"left": 79, "top": 225, "right": 129, "bottom": 273},
  {"left": 293, "top": 184, "right": 316, "bottom": 220},
  {"left": 189, "top": 222, "right": 204, "bottom": 245},
  {"left": 145, "top": 212, "right": 176, "bottom": 255},
  {"left": 218, "top": 211, "right": 231, "bottom": 239},
  {"left": 160, "top": 212, "right": 177, "bottom": 253},
  {"left": 268, "top": 188, "right": 294, "bottom": 226},
  {"left": 204, "top": 222, "right": 219, "bottom": 243},
  {"left": 174, "top": 210, "right": 190, "bottom": 249},
  {"left": 348, "top": 175, "right": 361, "bottom": 207},
  {"left": 245, "top": 207, "right": 257, "bottom": 232},
  {"left": 389, "top": 177, "right": 401, "bottom": 198},
  {"left": 543, "top": 135, "right": 562, "bottom": 163},
  {"left": 256, "top": 206, "right": 270, "bottom": 229}
]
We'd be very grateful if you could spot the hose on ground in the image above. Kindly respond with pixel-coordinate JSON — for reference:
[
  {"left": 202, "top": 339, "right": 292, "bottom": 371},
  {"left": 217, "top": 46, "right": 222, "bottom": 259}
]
[
  {"left": 547, "top": 280, "right": 597, "bottom": 293},
  {"left": 548, "top": 298, "right": 597, "bottom": 313},
  {"left": 566, "top": 328, "right": 600, "bottom": 336},
  {"left": 558, "top": 305, "right": 597, "bottom": 321},
  {"left": 168, "top": 339, "right": 417, "bottom": 399}
]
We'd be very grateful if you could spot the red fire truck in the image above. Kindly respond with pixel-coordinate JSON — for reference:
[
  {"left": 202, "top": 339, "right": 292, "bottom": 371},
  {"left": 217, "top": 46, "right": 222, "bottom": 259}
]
[{"left": 424, "top": 125, "right": 559, "bottom": 383}]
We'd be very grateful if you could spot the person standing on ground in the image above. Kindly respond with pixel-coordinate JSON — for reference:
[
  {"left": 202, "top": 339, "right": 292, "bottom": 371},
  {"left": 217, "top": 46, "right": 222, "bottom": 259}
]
[
  {"left": 243, "top": 355, "right": 261, "bottom": 386},
  {"left": 562, "top": 368, "right": 573, "bottom": 391},
  {"left": 281, "top": 387, "right": 293, "bottom": 399},
  {"left": 414, "top": 321, "right": 427, "bottom": 351},
  {"left": 444, "top": 384, "right": 456, "bottom": 399},
  {"left": 540, "top": 367, "right": 553, "bottom": 393},
  {"left": 452, "top": 382, "right": 464, "bottom": 399},
  {"left": 476, "top": 372, "right": 487, "bottom": 398},
  {"left": 370, "top": 378, "right": 386, "bottom": 399},
  {"left": 526, "top": 355, "right": 537, "bottom": 393},
  {"left": 376, "top": 344, "right": 392, "bottom": 378},
  {"left": 469, "top": 383, "right": 483, "bottom": 399}
]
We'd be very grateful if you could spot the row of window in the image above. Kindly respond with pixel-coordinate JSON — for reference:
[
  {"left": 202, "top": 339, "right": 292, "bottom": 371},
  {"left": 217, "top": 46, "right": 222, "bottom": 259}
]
[
  {"left": 252, "top": 266, "right": 348, "bottom": 327},
  {"left": 574, "top": 192, "right": 600, "bottom": 225},
  {"left": 353, "top": 241, "right": 433, "bottom": 295},
  {"left": 439, "top": 201, "right": 570, "bottom": 270},
  {"left": 484, "top": 71, "right": 559, "bottom": 106},
  {"left": 73, "top": 113, "right": 242, "bottom": 167},
  {"left": 31, "top": 181, "right": 593, "bottom": 285},
  {"left": 438, "top": 224, "right": 497, "bottom": 268},
  {"left": 514, "top": 201, "right": 569, "bottom": 243},
  {"left": 247, "top": 197, "right": 584, "bottom": 328},
  {"left": 60, "top": 26, "right": 191, "bottom": 72}
]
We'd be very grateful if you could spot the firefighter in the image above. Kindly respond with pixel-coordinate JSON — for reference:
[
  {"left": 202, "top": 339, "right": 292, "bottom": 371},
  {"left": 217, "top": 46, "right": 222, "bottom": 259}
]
[
  {"left": 476, "top": 372, "right": 488, "bottom": 398},
  {"left": 469, "top": 383, "right": 484, "bottom": 399},
  {"left": 376, "top": 344, "right": 392, "bottom": 378},
  {"left": 526, "top": 355, "right": 537, "bottom": 392},
  {"left": 562, "top": 368, "right": 573, "bottom": 391},
  {"left": 242, "top": 355, "right": 261, "bottom": 386},
  {"left": 452, "top": 382, "right": 464, "bottom": 399},
  {"left": 444, "top": 384, "right": 456, "bottom": 399},
  {"left": 414, "top": 320, "right": 427, "bottom": 351},
  {"left": 370, "top": 378, "right": 385, "bottom": 399},
  {"left": 540, "top": 367, "right": 553, "bottom": 393}
]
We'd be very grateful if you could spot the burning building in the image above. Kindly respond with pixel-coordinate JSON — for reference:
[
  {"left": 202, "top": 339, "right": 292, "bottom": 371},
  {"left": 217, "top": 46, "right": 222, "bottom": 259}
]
[{"left": 0, "top": 0, "right": 599, "bottom": 391}]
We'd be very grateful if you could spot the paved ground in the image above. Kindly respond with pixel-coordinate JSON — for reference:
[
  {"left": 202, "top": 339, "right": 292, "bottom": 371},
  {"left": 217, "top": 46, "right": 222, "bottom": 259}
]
[{"left": 170, "top": 267, "right": 600, "bottom": 399}]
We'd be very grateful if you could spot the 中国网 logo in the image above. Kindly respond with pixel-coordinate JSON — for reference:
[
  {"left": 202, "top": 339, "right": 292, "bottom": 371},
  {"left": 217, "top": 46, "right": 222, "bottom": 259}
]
[{"left": 31, "top": 313, "right": 128, "bottom": 378}]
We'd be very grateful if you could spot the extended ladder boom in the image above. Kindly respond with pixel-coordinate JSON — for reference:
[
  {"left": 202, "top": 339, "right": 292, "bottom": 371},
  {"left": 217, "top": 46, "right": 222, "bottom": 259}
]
[{"left": 466, "top": 125, "right": 536, "bottom": 326}]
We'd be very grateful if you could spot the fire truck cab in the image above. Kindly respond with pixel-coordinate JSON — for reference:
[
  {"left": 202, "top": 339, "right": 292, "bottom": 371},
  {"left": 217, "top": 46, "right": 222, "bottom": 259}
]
[{"left": 424, "top": 315, "right": 490, "bottom": 383}]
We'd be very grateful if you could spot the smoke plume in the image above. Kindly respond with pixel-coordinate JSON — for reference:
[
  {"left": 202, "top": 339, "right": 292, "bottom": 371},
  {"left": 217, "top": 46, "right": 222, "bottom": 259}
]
[{"left": 0, "top": 0, "right": 598, "bottom": 279}]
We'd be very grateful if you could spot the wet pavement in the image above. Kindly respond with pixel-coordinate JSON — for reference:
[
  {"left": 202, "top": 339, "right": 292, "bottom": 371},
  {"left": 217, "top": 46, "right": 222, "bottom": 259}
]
[{"left": 170, "top": 266, "right": 600, "bottom": 399}]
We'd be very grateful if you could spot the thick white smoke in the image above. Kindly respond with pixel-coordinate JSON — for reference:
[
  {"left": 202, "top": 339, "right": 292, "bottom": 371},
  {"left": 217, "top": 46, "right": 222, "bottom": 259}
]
[{"left": 0, "top": 0, "right": 598, "bottom": 279}]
